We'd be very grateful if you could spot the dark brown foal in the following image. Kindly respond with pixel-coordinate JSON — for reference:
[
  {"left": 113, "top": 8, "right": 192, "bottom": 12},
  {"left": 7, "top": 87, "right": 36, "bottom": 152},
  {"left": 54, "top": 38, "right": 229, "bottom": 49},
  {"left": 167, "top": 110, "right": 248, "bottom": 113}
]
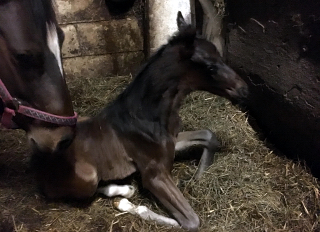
[{"left": 33, "top": 12, "right": 248, "bottom": 231}]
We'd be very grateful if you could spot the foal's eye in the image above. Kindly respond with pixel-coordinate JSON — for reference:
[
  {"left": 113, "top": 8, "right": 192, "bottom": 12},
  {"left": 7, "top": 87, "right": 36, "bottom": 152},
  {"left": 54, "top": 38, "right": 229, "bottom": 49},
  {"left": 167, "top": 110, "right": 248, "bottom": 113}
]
[{"left": 208, "top": 65, "right": 218, "bottom": 73}]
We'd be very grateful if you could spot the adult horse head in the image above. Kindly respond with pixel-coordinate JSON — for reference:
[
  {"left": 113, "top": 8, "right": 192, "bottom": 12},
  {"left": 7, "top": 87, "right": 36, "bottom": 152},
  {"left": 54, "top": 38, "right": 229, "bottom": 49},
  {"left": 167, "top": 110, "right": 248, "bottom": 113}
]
[{"left": 0, "top": 0, "right": 77, "bottom": 153}]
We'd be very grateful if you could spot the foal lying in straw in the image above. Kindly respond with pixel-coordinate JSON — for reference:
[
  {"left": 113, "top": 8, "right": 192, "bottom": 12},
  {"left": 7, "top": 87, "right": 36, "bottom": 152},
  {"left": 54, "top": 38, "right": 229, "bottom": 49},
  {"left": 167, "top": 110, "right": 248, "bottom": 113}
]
[{"left": 33, "top": 12, "right": 248, "bottom": 231}]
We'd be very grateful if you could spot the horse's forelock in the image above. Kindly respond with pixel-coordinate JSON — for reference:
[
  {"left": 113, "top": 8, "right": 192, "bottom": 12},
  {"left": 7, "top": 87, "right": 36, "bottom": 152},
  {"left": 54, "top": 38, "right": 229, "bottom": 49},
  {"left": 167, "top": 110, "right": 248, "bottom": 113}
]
[{"left": 29, "top": 0, "right": 57, "bottom": 42}]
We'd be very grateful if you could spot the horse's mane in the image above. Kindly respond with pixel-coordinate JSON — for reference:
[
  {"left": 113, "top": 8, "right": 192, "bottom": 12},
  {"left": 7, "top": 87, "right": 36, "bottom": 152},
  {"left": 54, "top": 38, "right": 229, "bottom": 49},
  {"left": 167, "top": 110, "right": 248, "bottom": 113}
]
[
  {"left": 168, "top": 25, "right": 196, "bottom": 46},
  {"left": 113, "top": 24, "right": 197, "bottom": 97},
  {"left": 124, "top": 24, "right": 196, "bottom": 83},
  {"left": 99, "top": 26, "right": 197, "bottom": 142},
  {"left": 98, "top": 45, "right": 168, "bottom": 141},
  {"left": 131, "top": 45, "right": 167, "bottom": 82}
]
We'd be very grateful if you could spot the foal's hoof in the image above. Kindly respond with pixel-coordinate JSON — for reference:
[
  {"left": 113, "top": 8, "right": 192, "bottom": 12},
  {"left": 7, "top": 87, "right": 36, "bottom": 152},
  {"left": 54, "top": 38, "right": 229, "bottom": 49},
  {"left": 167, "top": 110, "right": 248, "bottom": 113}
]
[
  {"left": 113, "top": 198, "right": 133, "bottom": 212},
  {"left": 122, "top": 185, "right": 135, "bottom": 198},
  {"left": 113, "top": 197, "right": 122, "bottom": 208}
]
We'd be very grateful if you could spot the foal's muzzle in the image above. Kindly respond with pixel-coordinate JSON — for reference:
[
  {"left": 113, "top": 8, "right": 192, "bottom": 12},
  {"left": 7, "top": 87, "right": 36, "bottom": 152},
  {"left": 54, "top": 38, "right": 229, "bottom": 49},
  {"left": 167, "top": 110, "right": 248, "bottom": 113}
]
[
  {"left": 228, "top": 84, "right": 249, "bottom": 106},
  {"left": 237, "top": 85, "right": 249, "bottom": 99},
  {"left": 224, "top": 71, "right": 249, "bottom": 105}
]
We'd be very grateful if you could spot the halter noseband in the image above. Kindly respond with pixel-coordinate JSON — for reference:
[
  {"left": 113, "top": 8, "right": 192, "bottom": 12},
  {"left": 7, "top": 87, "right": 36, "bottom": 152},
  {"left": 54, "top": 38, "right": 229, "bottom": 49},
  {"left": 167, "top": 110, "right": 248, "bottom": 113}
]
[{"left": 0, "top": 79, "right": 77, "bottom": 129}]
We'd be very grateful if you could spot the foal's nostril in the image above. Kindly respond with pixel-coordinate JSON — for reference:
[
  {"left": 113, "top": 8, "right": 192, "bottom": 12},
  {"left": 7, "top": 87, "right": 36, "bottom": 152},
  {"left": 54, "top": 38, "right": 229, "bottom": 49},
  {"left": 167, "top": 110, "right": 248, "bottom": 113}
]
[{"left": 238, "top": 86, "right": 249, "bottom": 98}]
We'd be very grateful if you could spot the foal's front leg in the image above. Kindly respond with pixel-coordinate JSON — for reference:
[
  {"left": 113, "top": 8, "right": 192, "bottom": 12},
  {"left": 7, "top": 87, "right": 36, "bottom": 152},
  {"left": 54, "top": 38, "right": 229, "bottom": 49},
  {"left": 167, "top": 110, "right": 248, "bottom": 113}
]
[
  {"left": 114, "top": 198, "right": 180, "bottom": 227},
  {"left": 175, "top": 129, "right": 220, "bottom": 179},
  {"left": 98, "top": 184, "right": 179, "bottom": 228},
  {"left": 141, "top": 165, "right": 200, "bottom": 231}
]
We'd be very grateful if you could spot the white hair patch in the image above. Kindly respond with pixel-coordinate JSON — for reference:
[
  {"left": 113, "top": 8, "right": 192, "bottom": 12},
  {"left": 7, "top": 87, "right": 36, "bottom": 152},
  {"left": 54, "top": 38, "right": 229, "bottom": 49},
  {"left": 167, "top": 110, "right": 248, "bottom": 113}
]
[
  {"left": 98, "top": 184, "right": 135, "bottom": 198},
  {"left": 46, "top": 22, "right": 63, "bottom": 75},
  {"left": 114, "top": 198, "right": 180, "bottom": 228}
]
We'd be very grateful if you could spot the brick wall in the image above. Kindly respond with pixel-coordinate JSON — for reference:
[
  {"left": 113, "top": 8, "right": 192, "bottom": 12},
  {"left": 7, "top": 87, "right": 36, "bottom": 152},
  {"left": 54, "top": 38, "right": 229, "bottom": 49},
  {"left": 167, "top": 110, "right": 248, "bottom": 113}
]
[{"left": 55, "top": 0, "right": 145, "bottom": 79}]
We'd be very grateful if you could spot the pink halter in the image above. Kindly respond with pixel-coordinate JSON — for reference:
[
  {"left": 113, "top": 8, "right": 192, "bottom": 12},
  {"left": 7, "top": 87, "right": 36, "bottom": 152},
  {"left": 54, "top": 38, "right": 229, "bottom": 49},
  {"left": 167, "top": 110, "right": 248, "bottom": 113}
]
[{"left": 0, "top": 79, "right": 77, "bottom": 129}]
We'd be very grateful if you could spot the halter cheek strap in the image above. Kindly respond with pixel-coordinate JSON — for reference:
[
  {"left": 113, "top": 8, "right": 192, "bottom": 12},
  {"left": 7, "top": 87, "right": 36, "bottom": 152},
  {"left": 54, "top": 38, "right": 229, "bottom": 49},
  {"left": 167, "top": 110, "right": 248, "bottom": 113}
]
[
  {"left": 1, "top": 107, "right": 17, "bottom": 129},
  {"left": 0, "top": 79, "right": 77, "bottom": 129}
]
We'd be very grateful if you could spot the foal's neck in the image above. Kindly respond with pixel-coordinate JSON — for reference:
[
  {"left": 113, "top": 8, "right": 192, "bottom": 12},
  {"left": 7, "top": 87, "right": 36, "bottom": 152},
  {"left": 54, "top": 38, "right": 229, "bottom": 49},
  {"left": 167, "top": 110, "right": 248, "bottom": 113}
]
[{"left": 104, "top": 50, "right": 192, "bottom": 141}]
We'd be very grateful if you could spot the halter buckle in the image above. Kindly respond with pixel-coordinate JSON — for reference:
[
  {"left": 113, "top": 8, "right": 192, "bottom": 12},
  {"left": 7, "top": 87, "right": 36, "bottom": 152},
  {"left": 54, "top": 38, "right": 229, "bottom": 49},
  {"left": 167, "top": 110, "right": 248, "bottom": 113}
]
[{"left": 6, "top": 98, "right": 20, "bottom": 111}]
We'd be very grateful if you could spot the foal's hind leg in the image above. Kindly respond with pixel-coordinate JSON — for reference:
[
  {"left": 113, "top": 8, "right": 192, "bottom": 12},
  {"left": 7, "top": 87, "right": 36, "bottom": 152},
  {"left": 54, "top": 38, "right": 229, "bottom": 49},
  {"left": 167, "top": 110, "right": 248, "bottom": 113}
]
[
  {"left": 97, "top": 184, "right": 135, "bottom": 198},
  {"left": 175, "top": 129, "right": 220, "bottom": 179}
]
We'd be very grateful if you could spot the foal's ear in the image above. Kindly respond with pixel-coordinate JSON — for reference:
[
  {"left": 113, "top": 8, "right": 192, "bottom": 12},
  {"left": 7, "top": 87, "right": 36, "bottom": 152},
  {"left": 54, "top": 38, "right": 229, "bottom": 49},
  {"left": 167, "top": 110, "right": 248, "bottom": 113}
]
[
  {"left": 174, "top": 11, "right": 196, "bottom": 59},
  {"left": 177, "top": 11, "right": 188, "bottom": 31}
]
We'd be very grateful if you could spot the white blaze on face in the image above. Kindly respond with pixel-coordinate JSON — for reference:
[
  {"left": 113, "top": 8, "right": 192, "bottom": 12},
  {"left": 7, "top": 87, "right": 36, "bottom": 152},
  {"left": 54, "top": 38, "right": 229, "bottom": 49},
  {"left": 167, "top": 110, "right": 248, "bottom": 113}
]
[{"left": 46, "top": 22, "right": 63, "bottom": 75}]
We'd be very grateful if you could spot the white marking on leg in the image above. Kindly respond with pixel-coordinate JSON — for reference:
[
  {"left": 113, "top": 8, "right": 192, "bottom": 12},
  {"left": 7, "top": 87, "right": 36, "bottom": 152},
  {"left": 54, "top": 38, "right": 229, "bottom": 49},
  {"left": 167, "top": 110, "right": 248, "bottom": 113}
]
[
  {"left": 46, "top": 22, "right": 63, "bottom": 75},
  {"left": 114, "top": 198, "right": 180, "bottom": 228},
  {"left": 98, "top": 184, "right": 135, "bottom": 198}
]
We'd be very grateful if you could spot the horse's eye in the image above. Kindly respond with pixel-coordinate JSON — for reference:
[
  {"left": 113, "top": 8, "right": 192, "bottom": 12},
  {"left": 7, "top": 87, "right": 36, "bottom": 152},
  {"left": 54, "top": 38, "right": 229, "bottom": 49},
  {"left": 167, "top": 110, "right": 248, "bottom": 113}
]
[{"left": 16, "top": 53, "right": 44, "bottom": 69}]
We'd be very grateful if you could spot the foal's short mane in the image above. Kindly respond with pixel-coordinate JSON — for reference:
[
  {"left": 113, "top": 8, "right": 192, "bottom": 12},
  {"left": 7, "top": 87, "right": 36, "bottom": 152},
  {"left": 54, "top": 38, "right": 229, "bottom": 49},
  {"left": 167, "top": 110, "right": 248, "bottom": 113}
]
[
  {"left": 131, "top": 24, "right": 196, "bottom": 81},
  {"left": 132, "top": 45, "right": 167, "bottom": 81},
  {"left": 168, "top": 25, "right": 196, "bottom": 47},
  {"left": 100, "top": 26, "right": 197, "bottom": 142}
]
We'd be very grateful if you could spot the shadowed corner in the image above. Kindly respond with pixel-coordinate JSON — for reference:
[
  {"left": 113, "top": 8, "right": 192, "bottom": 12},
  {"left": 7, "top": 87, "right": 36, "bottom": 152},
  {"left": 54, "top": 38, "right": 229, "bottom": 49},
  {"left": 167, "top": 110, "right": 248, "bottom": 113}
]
[{"left": 105, "top": 0, "right": 137, "bottom": 15}]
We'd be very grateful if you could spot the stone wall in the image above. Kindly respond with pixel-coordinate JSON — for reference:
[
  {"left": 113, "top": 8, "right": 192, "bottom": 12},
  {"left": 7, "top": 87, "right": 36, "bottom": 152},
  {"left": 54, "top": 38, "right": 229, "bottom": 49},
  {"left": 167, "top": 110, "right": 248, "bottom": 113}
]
[{"left": 55, "top": 0, "right": 145, "bottom": 79}]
